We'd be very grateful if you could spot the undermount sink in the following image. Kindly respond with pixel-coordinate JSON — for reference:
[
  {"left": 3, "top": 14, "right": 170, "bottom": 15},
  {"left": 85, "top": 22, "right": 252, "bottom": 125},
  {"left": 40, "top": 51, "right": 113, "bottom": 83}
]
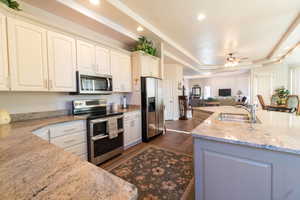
[{"left": 218, "top": 113, "right": 253, "bottom": 123}]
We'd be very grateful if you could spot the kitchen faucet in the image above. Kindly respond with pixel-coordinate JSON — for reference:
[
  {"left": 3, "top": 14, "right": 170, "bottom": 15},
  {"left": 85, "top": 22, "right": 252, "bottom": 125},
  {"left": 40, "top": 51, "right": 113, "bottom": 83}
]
[{"left": 238, "top": 104, "right": 257, "bottom": 124}]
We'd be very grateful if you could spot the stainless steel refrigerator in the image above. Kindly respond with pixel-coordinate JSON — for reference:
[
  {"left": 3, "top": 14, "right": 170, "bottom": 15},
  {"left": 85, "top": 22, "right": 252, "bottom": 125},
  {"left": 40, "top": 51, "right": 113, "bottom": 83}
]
[{"left": 141, "top": 77, "right": 164, "bottom": 142}]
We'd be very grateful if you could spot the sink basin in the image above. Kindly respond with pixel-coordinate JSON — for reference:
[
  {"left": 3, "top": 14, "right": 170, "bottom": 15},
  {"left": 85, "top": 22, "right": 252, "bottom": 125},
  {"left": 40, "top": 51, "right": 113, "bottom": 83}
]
[{"left": 218, "top": 113, "right": 252, "bottom": 123}]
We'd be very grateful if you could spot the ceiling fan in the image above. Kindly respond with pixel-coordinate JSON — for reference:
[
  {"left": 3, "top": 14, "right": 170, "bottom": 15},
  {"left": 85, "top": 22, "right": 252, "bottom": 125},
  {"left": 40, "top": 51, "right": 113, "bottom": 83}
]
[{"left": 224, "top": 53, "right": 248, "bottom": 67}]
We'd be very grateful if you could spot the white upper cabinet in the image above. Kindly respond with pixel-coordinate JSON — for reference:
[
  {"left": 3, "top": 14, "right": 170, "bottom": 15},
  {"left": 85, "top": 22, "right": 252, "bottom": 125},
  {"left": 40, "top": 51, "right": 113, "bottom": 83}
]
[
  {"left": 8, "top": 18, "right": 48, "bottom": 91},
  {"left": 47, "top": 31, "right": 76, "bottom": 92},
  {"left": 76, "top": 39, "right": 96, "bottom": 73},
  {"left": 132, "top": 51, "right": 161, "bottom": 91},
  {"left": 0, "top": 14, "right": 9, "bottom": 91},
  {"left": 138, "top": 52, "right": 160, "bottom": 78},
  {"left": 150, "top": 57, "right": 160, "bottom": 78},
  {"left": 111, "top": 50, "right": 132, "bottom": 92},
  {"left": 120, "top": 54, "right": 132, "bottom": 92},
  {"left": 95, "top": 46, "right": 110, "bottom": 75}
]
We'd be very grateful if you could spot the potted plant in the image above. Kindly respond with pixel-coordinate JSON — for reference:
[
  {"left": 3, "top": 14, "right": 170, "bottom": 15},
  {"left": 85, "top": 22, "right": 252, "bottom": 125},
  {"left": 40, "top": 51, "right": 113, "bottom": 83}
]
[
  {"left": 133, "top": 36, "right": 157, "bottom": 57},
  {"left": 0, "top": 0, "right": 21, "bottom": 10},
  {"left": 274, "top": 86, "right": 290, "bottom": 105}
]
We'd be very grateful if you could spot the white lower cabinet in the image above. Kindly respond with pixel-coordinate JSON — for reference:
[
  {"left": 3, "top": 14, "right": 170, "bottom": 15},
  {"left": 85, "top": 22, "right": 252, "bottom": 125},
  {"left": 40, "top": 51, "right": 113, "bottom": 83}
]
[
  {"left": 32, "top": 120, "right": 88, "bottom": 160},
  {"left": 124, "top": 111, "right": 142, "bottom": 149}
]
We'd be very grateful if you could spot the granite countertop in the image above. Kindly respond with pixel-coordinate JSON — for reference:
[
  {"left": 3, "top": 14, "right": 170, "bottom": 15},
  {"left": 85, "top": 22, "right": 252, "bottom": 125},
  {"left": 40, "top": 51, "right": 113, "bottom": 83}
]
[
  {"left": 0, "top": 115, "right": 138, "bottom": 199},
  {"left": 192, "top": 106, "right": 300, "bottom": 155}
]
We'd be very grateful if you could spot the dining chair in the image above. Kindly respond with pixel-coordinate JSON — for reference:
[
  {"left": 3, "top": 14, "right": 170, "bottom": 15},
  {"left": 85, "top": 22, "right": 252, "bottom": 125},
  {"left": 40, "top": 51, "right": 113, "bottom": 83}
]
[
  {"left": 287, "top": 95, "right": 300, "bottom": 113},
  {"left": 271, "top": 95, "right": 279, "bottom": 105},
  {"left": 257, "top": 95, "right": 269, "bottom": 110}
]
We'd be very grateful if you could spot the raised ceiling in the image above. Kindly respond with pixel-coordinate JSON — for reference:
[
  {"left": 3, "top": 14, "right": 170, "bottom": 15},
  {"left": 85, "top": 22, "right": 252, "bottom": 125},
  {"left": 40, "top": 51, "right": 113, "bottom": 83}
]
[
  {"left": 22, "top": 0, "right": 300, "bottom": 76},
  {"left": 121, "top": 0, "right": 300, "bottom": 66}
]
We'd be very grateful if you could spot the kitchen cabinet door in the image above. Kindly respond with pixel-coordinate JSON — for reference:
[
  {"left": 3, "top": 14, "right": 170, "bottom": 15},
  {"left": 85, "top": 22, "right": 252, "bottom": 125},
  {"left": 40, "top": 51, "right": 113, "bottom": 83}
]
[
  {"left": 140, "top": 55, "right": 150, "bottom": 77},
  {"left": 8, "top": 18, "right": 48, "bottom": 91},
  {"left": 111, "top": 50, "right": 132, "bottom": 92},
  {"left": 110, "top": 50, "right": 121, "bottom": 92},
  {"left": 76, "top": 39, "right": 96, "bottom": 73},
  {"left": 0, "top": 14, "right": 9, "bottom": 91},
  {"left": 48, "top": 31, "right": 76, "bottom": 92},
  {"left": 120, "top": 54, "right": 132, "bottom": 92},
  {"left": 131, "top": 111, "right": 142, "bottom": 142},
  {"left": 124, "top": 111, "right": 142, "bottom": 148},
  {"left": 95, "top": 46, "right": 110, "bottom": 75},
  {"left": 150, "top": 57, "right": 160, "bottom": 78}
]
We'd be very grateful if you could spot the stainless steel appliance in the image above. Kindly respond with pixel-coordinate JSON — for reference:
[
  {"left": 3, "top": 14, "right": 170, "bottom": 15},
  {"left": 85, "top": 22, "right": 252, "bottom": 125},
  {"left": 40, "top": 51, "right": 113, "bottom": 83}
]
[
  {"left": 73, "top": 99, "right": 124, "bottom": 165},
  {"left": 141, "top": 77, "right": 164, "bottom": 142},
  {"left": 74, "top": 71, "right": 113, "bottom": 94}
]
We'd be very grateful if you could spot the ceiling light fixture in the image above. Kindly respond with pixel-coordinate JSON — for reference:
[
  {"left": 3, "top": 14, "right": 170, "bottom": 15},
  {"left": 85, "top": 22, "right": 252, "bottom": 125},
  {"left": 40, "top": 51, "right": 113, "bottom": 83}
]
[
  {"left": 137, "top": 26, "right": 144, "bottom": 32},
  {"left": 197, "top": 14, "right": 206, "bottom": 21},
  {"left": 89, "top": 0, "right": 100, "bottom": 5}
]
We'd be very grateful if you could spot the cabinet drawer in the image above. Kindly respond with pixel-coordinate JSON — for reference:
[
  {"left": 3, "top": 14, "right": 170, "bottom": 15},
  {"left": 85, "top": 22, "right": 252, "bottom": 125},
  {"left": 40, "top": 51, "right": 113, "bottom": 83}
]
[
  {"left": 50, "top": 120, "right": 86, "bottom": 138},
  {"left": 64, "top": 142, "right": 87, "bottom": 156},
  {"left": 50, "top": 131, "right": 86, "bottom": 149}
]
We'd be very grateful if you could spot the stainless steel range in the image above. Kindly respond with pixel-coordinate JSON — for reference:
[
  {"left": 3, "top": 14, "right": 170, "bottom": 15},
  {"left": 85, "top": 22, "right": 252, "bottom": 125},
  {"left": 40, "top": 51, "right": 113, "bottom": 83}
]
[{"left": 73, "top": 99, "right": 124, "bottom": 165}]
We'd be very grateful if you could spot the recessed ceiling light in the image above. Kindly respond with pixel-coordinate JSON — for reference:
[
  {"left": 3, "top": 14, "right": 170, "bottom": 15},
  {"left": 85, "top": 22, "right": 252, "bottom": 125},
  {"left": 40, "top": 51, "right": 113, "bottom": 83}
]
[
  {"left": 137, "top": 26, "right": 144, "bottom": 32},
  {"left": 89, "top": 0, "right": 100, "bottom": 5},
  {"left": 197, "top": 14, "right": 206, "bottom": 21}
]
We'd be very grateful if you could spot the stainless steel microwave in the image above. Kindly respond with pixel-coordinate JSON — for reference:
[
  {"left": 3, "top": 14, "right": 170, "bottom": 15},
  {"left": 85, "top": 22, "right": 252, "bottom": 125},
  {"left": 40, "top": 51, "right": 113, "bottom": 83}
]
[{"left": 75, "top": 71, "right": 113, "bottom": 94}]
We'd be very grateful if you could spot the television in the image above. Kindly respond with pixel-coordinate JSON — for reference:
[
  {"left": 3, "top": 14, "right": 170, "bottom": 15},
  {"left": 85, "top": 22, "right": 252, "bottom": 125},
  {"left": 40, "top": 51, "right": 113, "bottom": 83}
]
[{"left": 219, "top": 89, "right": 231, "bottom": 97}]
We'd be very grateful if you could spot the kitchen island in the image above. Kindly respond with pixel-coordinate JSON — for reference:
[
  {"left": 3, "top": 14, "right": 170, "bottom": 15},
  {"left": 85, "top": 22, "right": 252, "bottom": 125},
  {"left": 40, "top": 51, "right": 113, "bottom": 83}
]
[
  {"left": 0, "top": 115, "right": 138, "bottom": 200},
  {"left": 192, "top": 106, "right": 300, "bottom": 200}
]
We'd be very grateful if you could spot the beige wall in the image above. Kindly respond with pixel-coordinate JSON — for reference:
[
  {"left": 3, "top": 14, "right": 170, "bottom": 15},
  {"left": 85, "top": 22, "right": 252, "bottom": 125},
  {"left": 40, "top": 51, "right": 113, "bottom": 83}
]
[
  {"left": 188, "top": 72, "right": 250, "bottom": 98},
  {"left": 0, "top": 92, "right": 128, "bottom": 114}
]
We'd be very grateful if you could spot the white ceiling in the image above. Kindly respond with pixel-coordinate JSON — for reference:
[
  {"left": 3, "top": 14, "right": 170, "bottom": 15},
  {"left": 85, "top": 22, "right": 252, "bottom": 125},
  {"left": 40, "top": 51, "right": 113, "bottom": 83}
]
[
  {"left": 22, "top": 0, "right": 300, "bottom": 76},
  {"left": 121, "top": 0, "right": 300, "bottom": 66}
]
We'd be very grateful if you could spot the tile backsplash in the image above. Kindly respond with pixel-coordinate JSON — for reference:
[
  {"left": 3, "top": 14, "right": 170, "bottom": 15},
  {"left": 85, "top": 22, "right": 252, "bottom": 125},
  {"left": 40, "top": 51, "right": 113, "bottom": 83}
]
[{"left": 0, "top": 92, "right": 132, "bottom": 114}]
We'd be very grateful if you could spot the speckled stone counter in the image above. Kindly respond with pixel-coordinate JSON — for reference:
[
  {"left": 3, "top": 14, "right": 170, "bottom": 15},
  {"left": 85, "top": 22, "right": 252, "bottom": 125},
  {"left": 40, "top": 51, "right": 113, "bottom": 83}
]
[
  {"left": 192, "top": 106, "right": 300, "bottom": 155},
  {"left": 0, "top": 115, "right": 138, "bottom": 200}
]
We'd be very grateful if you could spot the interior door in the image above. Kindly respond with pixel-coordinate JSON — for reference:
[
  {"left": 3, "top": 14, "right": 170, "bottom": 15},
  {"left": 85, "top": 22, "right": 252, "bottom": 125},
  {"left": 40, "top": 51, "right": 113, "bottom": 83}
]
[
  {"left": 163, "top": 79, "right": 174, "bottom": 120},
  {"left": 0, "top": 14, "right": 8, "bottom": 91},
  {"left": 47, "top": 31, "right": 76, "bottom": 92},
  {"left": 8, "top": 18, "right": 48, "bottom": 91}
]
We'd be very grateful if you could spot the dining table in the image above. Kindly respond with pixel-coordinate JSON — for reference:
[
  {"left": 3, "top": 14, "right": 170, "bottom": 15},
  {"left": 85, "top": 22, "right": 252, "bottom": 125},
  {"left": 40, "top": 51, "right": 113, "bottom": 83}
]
[{"left": 268, "top": 104, "right": 293, "bottom": 112}]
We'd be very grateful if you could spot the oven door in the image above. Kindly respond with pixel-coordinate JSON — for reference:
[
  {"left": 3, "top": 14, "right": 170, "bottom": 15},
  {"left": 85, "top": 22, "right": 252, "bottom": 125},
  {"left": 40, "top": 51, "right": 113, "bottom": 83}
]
[{"left": 88, "top": 118, "right": 124, "bottom": 165}]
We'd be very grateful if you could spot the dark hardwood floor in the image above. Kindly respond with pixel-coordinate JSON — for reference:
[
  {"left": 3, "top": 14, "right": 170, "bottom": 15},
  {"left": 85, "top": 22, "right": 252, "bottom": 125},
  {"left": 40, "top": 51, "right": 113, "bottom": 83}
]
[
  {"left": 165, "top": 119, "right": 202, "bottom": 132},
  {"left": 100, "top": 131, "right": 193, "bottom": 170}
]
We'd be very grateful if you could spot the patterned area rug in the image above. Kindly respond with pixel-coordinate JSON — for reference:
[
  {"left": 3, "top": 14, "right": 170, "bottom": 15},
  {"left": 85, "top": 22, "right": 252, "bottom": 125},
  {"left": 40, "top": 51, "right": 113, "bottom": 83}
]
[{"left": 108, "top": 145, "right": 194, "bottom": 200}]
